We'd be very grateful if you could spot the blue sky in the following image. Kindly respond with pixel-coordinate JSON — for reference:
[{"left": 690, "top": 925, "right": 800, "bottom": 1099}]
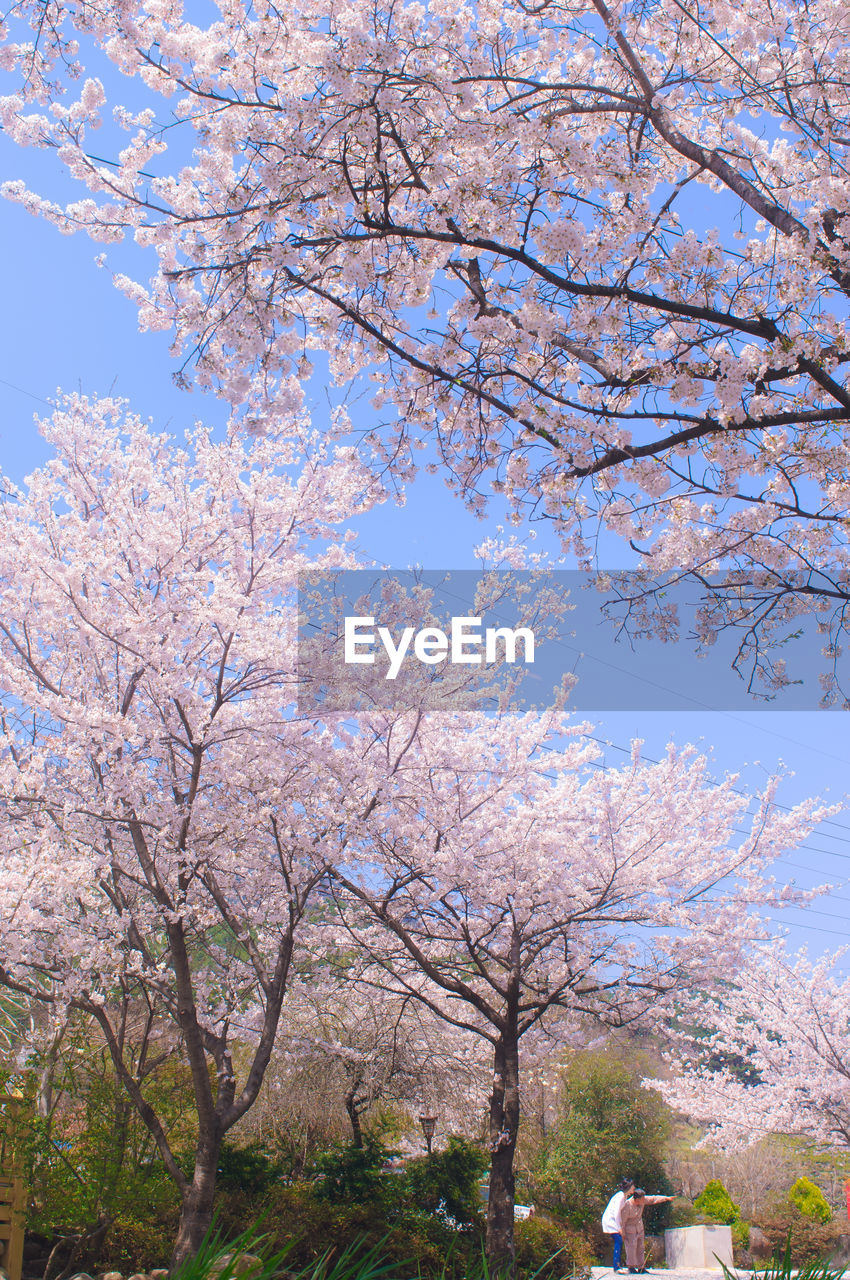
[{"left": 1, "top": 127, "right": 850, "bottom": 965}]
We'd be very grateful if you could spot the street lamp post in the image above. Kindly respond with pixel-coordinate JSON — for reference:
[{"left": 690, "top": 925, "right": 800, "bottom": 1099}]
[{"left": 418, "top": 1112, "right": 437, "bottom": 1156}]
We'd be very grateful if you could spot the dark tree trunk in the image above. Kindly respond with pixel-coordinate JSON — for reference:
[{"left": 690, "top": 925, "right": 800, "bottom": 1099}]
[
  {"left": 345, "top": 1091, "right": 364, "bottom": 1148},
  {"left": 170, "top": 1129, "right": 223, "bottom": 1271},
  {"left": 486, "top": 1025, "right": 521, "bottom": 1276}
]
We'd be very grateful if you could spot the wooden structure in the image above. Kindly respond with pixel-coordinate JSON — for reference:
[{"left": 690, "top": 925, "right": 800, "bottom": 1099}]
[{"left": 0, "top": 1097, "right": 24, "bottom": 1280}]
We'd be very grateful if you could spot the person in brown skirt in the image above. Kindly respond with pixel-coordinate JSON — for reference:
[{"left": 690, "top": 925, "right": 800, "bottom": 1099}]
[{"left": 620, "top": 1188, "right": 674, "bottom": 1273}]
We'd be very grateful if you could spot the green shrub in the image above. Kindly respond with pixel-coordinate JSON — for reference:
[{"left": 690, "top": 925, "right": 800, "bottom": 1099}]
[
  {"left": 302, "top": 1134, "right": 487, "bottom": 1267},
  {"left": 98, "top": 1213, "right": 178, "bottom": 1273},
  {"left": 753, "top": 1201, "right": 841, "bottom": 1267},
  {"left": 6, "top": 1032, "right": 196, "bottom": 1256},
  {"left": 313, "top": 1137, "right": 390, "bottom": 1204},
  {"left": 789, "top": 1177, "right": 832, "bottom": 1224},
  {"left": 401, "top": 1138, "right": 488, "bottom": 1225},
  {"left": 514, "top": 1216, "right": 592, "bottom": 1280},
  {"left": 256, "top": 1177, "right": 484, "bottom": 1278},
  {"left": 217, "top": 1142, "right": 284, "bottom": 1195},
  {"left": 694, "top": 1179, "right": 740, "bottom": 1225},
  {"left": 731, "top": 1221, "right": 751, "bottom": 1251}
]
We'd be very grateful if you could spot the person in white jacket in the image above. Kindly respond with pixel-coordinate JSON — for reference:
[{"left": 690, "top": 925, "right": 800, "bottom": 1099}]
[{"left": 601, "top": 1177, "right": 635, "bottom": 1272}]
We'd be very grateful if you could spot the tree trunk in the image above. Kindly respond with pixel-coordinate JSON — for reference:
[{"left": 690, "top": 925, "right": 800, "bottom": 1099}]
[
  {"left": 344, "top": 1091, "right": 364, "bottom": 1148},
  {"left": 486, "top": 1028, "right": 521, "bottom": 1277},
  {"left": 36, "top": 1013, "right": 68, "bottom": 1120},
  {"left": 170, "top": 1130, "right": 223, "bottom": 1272}
]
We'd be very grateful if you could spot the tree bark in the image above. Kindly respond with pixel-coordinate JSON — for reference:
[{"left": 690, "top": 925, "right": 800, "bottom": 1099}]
[
  {"left": 486, "top": 1026, "right": 520, "bottom": 1276},
  {"left": 344, "top": 1089, "right": 364, "bottom": 1148},
  {"left": 169, "top": 1124, "right": 225, "bottom": 1271}
]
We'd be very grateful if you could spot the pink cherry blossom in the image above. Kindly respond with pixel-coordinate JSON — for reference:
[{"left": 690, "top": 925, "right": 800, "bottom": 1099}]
[
  {"left": 656, "top": 944, "right": 850, "bottom": 1154},
  {"left": 3, "top": 0, "right": 850, "bottom": 682}
]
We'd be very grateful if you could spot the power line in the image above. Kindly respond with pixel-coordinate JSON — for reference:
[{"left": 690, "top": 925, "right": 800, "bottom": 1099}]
[
  {"left": 580, "top": 731, "right": 850, "bottom": 842},
  {"left": 0, "top": 376, "right": 54, "bottom": 408},
  {"left": 763, "top": 917, "right": 849, "bottom": 940},
  {"left": 541, "top": 732, "right": 850, "bottom": 934}
]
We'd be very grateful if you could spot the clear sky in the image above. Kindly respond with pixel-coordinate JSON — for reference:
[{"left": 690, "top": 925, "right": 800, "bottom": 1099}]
[{"left": 1, "top": 127, "right": 849, "bottom": 966}]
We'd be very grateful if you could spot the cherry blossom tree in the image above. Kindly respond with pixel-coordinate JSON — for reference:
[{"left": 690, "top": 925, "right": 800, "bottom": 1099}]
[
  {"left": 4, "top": 0, "right": 850, "bottom": 684},
  {"left": 0, "top": 395, "right": 384, "bottom": 1266},
  {"left": 0, "top": 393, "right": 830, "bottom": 1274},
  {"left": 657, "top": 944, "right": 850, "bottom": 1156},
  {"left": 230, "top": 981, "right": 487, "bottom": 1173},
  {"left": 266, "top": 978, "right": 486, "bottom": 1149},
  {"left": 321, "top": 719, "right": 823, "bottom": 1270}
]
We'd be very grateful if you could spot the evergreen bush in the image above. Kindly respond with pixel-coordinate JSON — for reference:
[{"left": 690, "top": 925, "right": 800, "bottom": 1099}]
[
  {"left": 694, "top": 1180, "right": 740, "bottom": 1225},
  {"left": 217, "top": 1143, "right": 284, "bottom": 1196},
  {"left": 789, "top": 1178, "right": 832, "bottom": 1224},
  {"left": 402, "top": 1138, "right": 488, "bottom": 1225}
]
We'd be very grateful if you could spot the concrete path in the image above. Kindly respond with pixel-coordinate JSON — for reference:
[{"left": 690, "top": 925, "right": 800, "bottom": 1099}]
[{"left": 591, "top": 1268, "right": 757, "bottom": 1279}]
